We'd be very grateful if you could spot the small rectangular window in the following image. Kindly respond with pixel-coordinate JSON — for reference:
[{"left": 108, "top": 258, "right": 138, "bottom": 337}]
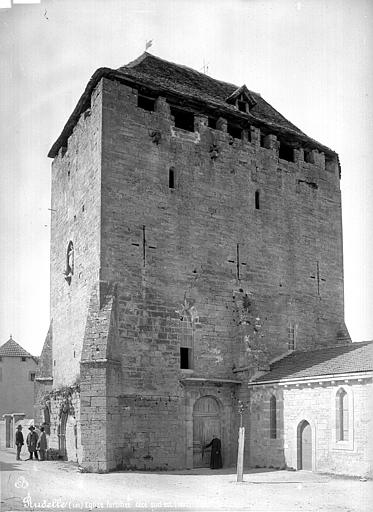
[
  {"left": 208, "top": 117, "right": 217, "bottom": 129},
  {"left": 180, "top": 347, "right": 192, "bottom": 369},
  {"left": 227, "top": 123, "right": 242, "bottom": 140},
  {"left": 303, "top": 149, "right": 314, "bottom": 163},
  {"left": 237, "top": 101, "right": 247, "bottom": 112},
  {"left": 279, "top": 142, "right": 294, "bottom": 162},
  {"left": 29, "top": 372, "right": 36, "bottom": 382},
  {"left": 170, "top": 107, "right": 195, "bottom": 132},
  {"left": 260, "top": 133, "right": 269, "bottom": 148},
  {"left": 137, "top": 94, "right": 156, "bottom": 112},
  {"left": 21, "top": 357, "right": 26, "bottom": 362},
  {"left": 325, "top": 155, "right": 336, "bottom": 173}
]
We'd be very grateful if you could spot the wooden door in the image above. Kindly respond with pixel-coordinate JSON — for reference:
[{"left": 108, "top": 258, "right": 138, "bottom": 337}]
[
  {"left": 193, "top": 396, "right": 221, "bottom": 468},
  {"left": 300, "top": 421, "right": 312, "bottom": 470},
  {"left": 58, "top": 413, "right": 67, "bottom": 459}
]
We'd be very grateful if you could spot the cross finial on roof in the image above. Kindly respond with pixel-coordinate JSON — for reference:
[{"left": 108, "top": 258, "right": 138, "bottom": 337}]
[{"left": 10, "top": 334, "right": 12, "bottom": 339}]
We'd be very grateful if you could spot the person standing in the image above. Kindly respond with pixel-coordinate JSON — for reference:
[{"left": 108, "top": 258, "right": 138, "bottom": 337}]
[
  {"left": 26, "top": 425, "right": 39, "bottom": 460},
  {"left": 37, "top": 426, "right": 47, "bottom": 460},
  {"left": 15, "top": 425, "right": 24, "bottom": 460},
  {"left": 205, "top": 434, "right": 223, "bottom": 469}
]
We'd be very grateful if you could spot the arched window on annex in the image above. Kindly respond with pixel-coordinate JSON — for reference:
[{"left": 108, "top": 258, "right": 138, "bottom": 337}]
[
  {"left": 336, "top": 388, "right": 349, "bottom": 441},
  {"left": 269, "top": 395, "right": 277, "bottom": 439},
  {"left": 332, "top": 386, "right": 354, "bottom": 450}
]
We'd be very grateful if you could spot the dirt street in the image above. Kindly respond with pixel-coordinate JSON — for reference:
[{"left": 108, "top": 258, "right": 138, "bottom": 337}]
[{"left": 1, "top": 448, "right": 371, "bottom": 512}]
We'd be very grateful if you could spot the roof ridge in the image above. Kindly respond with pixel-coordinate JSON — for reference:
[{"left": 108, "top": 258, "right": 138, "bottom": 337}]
[
  {"left": 48, "top": 53, "right": 340, "bottom": 158},
  {"left": 124, "top": 51, "right": 149, "bottom": 69},
  {"left": 0, "top": 337, "right": 34, "bottom": 357},
  {"left": 120, "top": 51, "right": 258, "bottom": 98}
]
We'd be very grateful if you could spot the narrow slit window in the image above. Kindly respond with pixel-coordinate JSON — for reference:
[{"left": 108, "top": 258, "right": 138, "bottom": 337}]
[
  {"left": 180, "top": 347, "right": 192, "bottom": 369},
  {"left": 137, "top": 94, "right": 156, "bottom": 111},
  {"left": 170, "top": 107, "right": 195, "bottom": 132},
  {"left": 255, "top": 190, "right": 260, "bottom": 210},
  {"left": 288, "top": 324, "right": 296, "bottom": 350},
  {"left": 169, "top": 168, "right": 175, "bottom": 189}
]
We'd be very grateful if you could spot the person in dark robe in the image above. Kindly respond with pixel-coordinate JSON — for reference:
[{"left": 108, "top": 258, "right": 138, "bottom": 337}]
[
  {"left": 205, "top": 434, "right": 223, "bottom": 469},
  {"left": 26, "top": 425, "right": 39, "bottom": 460},
  {"left": 15, "top": 425, "right": 24, "bottom": 460}
]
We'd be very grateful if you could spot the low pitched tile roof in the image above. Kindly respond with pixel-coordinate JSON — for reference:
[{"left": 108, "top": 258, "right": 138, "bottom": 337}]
[
  {"left": 48, "top": 52, "right": 336, "bottom": 158},
  {"left": 253, "top": 341, "right": 373, "bottom": 383},
  {"left": 0, "top": 336, "right": 34, "bottom": 358}
]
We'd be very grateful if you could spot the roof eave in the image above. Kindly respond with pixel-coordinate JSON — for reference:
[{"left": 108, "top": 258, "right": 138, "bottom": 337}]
[
  {"left": 248, "top": 370, "right": 373, "bottom": 387},
  {"left": 48, "top": 68, "right": 338, "bottom": 159}
]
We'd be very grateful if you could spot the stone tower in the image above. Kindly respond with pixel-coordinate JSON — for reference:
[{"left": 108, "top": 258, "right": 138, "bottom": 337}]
[{"left": 38, "top": 53, "right": 350, "bottom": 471}]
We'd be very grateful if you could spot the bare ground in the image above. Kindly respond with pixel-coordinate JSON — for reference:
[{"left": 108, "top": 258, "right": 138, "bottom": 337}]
[{"left": 1, "top": 448, "right": 371, "bottom": 512}]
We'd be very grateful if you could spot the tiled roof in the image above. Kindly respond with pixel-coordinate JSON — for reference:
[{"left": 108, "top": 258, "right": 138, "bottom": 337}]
[
  {"left": 253, "top": 341, "right": 373, "bottom": 383},
  {"left": 119, "top": 53, "right": 305, "bottom": 135},
  {"left": 0, "top": 337, "right": 34, "bottom": 358},
  {"left": 48, "top": 52, "right": 336, "bottom": 158}
]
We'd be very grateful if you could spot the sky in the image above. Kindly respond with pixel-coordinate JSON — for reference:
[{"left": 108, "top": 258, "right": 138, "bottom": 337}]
[{"left": 0, "top": 0, "right": 372, "bottom": 356}]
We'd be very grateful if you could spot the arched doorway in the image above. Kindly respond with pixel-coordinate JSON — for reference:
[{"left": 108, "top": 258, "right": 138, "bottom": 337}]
[
  {"left": 58, "top": 412, "right": 68, "bottom": 459},
  {"left": 297, "top": 420, "right": 312, "bottom": 470},
  {"left": 193, "top": 396, "right": 221, "bottom": 468}
]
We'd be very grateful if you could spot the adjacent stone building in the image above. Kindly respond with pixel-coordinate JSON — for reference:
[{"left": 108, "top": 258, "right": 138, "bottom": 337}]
[
  {"left": 0, "top": 336, "right": 38, "bottom": 447},
  {"left": 36, "top": 53, "right": 361, "bottom": 472},
  {"left": 249, "top": 341, "right": 373, "bottom": 477}
]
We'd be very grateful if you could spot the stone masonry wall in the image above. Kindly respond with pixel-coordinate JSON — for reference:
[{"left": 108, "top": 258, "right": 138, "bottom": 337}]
[
  {"left": 100, "top": 78, "right": 348, "bottom": 371},
  {"left": 249, "top": 381, "right": 372, "bottom": 477},
  {"left": 90, "top": 76, "right": 350, "bottom": 468},
  {"left": 50, "top": 81, "right": 103, "bottom": 387},
  {"left": 48, "top": 71, "right": 350, "bottom": 469}
]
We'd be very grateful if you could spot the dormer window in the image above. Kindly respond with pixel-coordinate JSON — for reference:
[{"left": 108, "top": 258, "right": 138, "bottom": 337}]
[
  {"left": 237, "top": 100, "right": 247, "bottom": 113},
  {"left": 226, "top": 85, "right": 257, "bottom": 113}
]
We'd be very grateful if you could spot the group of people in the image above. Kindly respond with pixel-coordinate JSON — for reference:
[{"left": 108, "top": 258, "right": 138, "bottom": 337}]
[{"left": 15, "top": 424, "right": 47, "bottom": 461}]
